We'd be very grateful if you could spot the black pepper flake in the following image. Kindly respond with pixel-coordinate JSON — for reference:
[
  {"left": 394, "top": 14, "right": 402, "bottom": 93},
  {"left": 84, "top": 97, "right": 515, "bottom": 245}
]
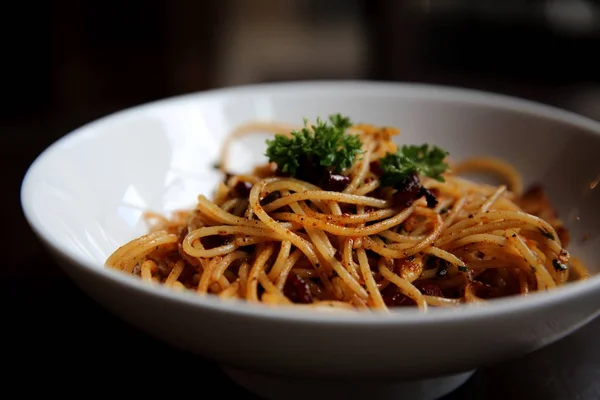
[
  {"left": 552, "top": 259, "right": 568, "bottom": 271},
  {"left": 319, "top": 169, "right": 350, "bottom": 192},
  {"left": 392, "top": 174, "right": 422, "bottom": 207},
  {"left": 538, "top": 228, "right": 555, "bottom": 240},
  {"left": 419, "top": 187, "right": 438, "bottom": 208},
  {"left": 436, "top": 260, "right": 449, "bottom": 278},
  {"left": 260, "top": 191, "right": 280, "bottom": 206},
  {"left": 232, "top": 181, "right": 253, "bottom": 198}
]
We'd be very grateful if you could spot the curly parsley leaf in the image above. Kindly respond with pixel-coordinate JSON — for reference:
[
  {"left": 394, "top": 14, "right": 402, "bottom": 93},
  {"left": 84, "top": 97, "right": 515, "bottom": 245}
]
[
  {"left": 379, "top": 144, "right": 449, "bottom": 187},
  {"left": 265, "top": 114, "right": 362, "bottom": 176}
]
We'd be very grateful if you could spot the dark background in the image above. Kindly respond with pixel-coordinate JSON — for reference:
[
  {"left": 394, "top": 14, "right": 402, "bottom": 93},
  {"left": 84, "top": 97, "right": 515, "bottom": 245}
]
[{"left": 5, "top": 1, "right": 600, "bottom": 398}]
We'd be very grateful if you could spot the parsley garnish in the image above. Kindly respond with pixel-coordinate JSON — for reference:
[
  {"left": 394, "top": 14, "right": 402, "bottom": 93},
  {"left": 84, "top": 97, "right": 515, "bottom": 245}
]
[
  {"left": 379, "top": 144, "right": 449, "bottom": 187},
  {"left": 265, "top": 114, "right": 362, "bottom": 176},
  {"left": 458, "top": 265, "right": 469, "bottom": 272}
]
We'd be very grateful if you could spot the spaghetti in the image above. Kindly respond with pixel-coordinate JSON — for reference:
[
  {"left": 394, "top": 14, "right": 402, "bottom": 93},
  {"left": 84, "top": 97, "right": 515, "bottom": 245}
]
[{"left": 106, "top": 116, "right": 590, "bottom": 312}]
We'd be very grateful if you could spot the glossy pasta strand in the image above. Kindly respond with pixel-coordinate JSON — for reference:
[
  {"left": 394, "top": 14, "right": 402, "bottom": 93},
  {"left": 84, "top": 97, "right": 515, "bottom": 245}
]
[{"left": 105, "top": 120, "right": 589, "bottom": 311}]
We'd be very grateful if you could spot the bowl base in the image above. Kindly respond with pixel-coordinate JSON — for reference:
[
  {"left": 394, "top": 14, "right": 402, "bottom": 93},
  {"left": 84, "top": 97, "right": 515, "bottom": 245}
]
[{"left": 221, "top": 365, "right": 475, "bottom": 400}]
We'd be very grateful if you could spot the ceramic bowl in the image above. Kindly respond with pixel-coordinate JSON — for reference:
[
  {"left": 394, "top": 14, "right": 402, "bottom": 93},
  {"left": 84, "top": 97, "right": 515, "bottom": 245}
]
[{"left": 21, "top": 82, "right": 600, "bottom": 400}]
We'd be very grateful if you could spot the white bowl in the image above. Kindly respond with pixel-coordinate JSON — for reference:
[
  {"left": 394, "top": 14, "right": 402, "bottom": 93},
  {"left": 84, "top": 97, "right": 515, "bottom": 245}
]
[{"left": 21, "top": 81, "right": 600, "bottom": 400}]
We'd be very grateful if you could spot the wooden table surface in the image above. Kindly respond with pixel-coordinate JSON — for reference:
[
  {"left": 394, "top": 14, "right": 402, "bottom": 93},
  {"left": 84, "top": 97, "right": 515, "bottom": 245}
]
[{"left": 6, "top": 120, "right": 599, "bottom": 400}]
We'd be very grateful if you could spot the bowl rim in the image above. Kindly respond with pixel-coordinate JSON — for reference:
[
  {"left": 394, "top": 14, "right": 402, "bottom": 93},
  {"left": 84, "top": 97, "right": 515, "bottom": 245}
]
[{"left": 20, "top": 80, "right": 600, "bottom": 325}]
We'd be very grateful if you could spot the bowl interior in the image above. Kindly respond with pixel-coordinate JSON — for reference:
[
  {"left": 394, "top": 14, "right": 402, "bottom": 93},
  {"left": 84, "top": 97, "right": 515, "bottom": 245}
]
[{"left": 22, "top": 82, "right": 600, "bottom": 281}]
